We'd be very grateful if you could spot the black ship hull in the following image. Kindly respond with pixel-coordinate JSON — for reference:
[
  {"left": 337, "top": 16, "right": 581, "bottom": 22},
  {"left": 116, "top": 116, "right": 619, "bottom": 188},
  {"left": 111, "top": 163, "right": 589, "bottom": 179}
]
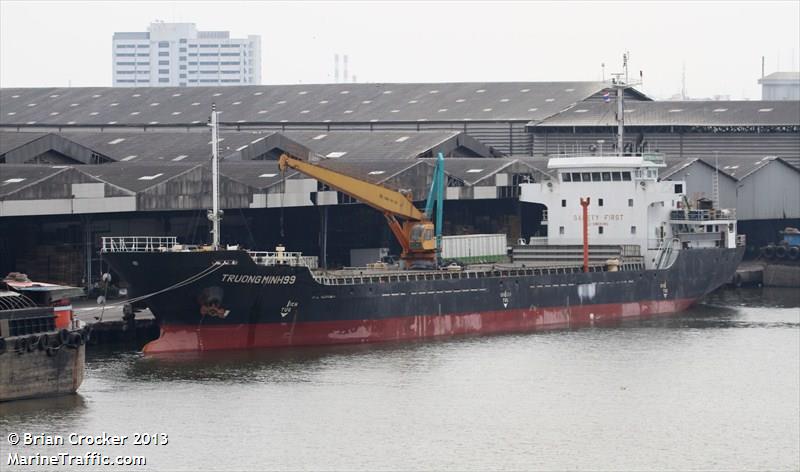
[{"left": 103, "top": 245, "right": 744, "bottom": 353}]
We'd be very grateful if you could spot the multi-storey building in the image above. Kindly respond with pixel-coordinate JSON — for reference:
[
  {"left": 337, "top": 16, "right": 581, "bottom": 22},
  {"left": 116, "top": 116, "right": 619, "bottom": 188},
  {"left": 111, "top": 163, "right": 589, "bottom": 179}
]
[{"left": 112, "top": 21, "right": 261, "bottom": 87}]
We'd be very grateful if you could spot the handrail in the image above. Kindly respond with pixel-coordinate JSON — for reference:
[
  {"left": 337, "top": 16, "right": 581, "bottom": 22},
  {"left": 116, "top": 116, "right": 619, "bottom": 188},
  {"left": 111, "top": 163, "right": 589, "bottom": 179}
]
[{"left": 101, "top": 236, "right": 178, "bottom": 253}]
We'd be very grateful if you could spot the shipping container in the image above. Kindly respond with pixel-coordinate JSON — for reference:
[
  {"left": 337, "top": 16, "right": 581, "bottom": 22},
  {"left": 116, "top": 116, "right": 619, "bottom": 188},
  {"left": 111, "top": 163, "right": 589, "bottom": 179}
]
[{"left": 441, "top": 234, "right": 507, "bottom": 263}]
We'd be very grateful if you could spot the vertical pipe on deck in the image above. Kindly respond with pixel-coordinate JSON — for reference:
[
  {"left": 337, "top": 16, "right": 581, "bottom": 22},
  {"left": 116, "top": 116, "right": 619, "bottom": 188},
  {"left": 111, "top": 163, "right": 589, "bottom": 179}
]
[{"left": 580, "top": 197, "right": 590, "bottom": 272}]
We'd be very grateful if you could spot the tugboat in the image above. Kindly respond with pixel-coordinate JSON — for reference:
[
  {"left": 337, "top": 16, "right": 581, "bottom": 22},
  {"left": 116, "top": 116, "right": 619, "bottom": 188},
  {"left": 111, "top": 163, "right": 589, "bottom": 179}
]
[
  {"left": 102, "top": 59, "right": 745, "bottom": 353},
  {"left": 0, "top": 274, "right": 89, "bottom": 402}
]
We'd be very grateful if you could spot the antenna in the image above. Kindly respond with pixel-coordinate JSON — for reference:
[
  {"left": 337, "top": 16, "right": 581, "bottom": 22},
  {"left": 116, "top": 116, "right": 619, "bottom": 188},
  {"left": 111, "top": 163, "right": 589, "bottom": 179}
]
[
  {"left": 681, "top": 61, "right": 687, "bottom": 100},
  {"left": 208, "top": 103, "right": 221, "bottom": 250},
  {"left": 334, "top": 54, "right": 339, "bottom": 83},
  {"left": 713, "top": 151, "right": 720, "bottom": 209},
  {"left": 609, "top": 52, "right": 642, "bottom": 155}
]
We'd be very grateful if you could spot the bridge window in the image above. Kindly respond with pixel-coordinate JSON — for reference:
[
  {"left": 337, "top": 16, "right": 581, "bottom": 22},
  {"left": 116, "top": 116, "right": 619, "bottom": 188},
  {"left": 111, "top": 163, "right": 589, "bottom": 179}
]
[
  {"left": 561, "top": 199, "right": 566, "bottom": 207},
  {"left": 562, "top": 173, "right": 571, "bottom": 182},
  {"left": 572, "top": 172, "right": 582, "bottom": 182},
  {"left": 674, "top": 183, "right": 683, "bottom": 194},
  {"left": 581, "top": 172, "right": 591, "bottom": 181},
  {"left": 591, "top": 172, "right": 601, "bottom": 181},
  {"left": 622, "top": 172, "right": 632, "bottom": 181},
  {"left": 602, "top": 172, "right": 611, "bottom": 181},
  {"left": 612, "top": 172, "right": 622, "bottom": 181}
]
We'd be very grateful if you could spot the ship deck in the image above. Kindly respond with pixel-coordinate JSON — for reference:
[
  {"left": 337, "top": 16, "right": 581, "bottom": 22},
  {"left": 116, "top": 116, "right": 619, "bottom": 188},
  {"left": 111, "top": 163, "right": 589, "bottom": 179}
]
[{"left": 310, "top": 259, "right": 645, "bottom": 286}]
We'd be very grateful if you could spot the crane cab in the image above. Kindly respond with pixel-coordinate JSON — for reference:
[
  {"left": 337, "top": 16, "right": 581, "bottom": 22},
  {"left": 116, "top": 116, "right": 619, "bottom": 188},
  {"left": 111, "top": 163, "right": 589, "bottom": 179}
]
[{"left": 408, "top": 221, "right": 436, "bottom": 251}]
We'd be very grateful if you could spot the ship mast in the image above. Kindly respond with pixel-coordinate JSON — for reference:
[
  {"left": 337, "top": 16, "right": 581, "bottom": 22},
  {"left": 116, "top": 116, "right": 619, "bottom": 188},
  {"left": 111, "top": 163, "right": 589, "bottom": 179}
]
[
  {"left": 208, "top": 104, "right": 222, "bottom": 250},
  {"left": 610, "top": 52, "right": 642, "bottom": 155}
]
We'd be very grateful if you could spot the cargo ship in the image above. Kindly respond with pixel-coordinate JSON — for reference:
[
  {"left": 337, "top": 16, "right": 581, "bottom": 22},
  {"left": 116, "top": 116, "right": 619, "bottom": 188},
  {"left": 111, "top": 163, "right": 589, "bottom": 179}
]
[{"left": 102, "top": 70, "right": 745, "bottom": 354}]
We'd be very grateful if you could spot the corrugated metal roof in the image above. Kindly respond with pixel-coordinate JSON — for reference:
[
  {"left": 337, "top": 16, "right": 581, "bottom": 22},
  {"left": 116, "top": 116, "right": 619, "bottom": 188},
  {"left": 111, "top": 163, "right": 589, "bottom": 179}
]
[
  {"left": 62, "top": 131, "right": 276, "bottom": 163},
  {"left": 759, "top": 72, "right": 800, "bottom": 82},
  {"left": 218, "top": 161, "right": 294, "bottom": 190},
  {"left": 0, "top": 164, "right": 69, "bottom": 196},
  {"left": 284, "top": 130, "right": 490, "bottom": 159},
  {"left": 0, "top": 82, "right": 608, "bottom": 126},
  {"left": 531, "top": 100, "right": 800, "bottom": 127},
  {"left": 80, "top": 163, "right": 202, "bottom": 192},
  {"left": 316, "top": 159, "right": 427, "bottom": 184},
  {"left": 0, "top": 131, "right": 49, "bottom": 155}
]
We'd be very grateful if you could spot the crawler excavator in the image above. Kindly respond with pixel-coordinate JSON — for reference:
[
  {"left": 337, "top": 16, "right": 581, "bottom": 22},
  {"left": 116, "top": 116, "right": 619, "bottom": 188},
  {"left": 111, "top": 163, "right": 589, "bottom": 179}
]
[{"left": 278, "top": 153, "right": 445, "bottom": 269}]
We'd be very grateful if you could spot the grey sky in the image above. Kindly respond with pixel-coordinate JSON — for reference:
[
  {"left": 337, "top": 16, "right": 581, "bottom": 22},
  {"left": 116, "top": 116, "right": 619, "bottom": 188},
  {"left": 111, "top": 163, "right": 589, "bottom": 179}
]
[{"left": 1, "top": 0, "right": 798, "bottom": 99}]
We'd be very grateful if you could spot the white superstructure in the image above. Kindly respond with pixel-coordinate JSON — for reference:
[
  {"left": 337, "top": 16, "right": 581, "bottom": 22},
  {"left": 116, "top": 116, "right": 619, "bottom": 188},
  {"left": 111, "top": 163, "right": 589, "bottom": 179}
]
[
  {"left": 112, "top": 22, "right": 261, "bottom": 87},
  {"left": 518, "top": 55, "right": 739, "bottom": 270}
]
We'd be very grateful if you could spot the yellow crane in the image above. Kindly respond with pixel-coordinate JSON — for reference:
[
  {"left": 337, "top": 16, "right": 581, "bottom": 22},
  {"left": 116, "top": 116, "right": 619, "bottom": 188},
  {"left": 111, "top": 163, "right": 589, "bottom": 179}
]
[{"left": 278, "top": 153, "right": 437, "bottom": 268}]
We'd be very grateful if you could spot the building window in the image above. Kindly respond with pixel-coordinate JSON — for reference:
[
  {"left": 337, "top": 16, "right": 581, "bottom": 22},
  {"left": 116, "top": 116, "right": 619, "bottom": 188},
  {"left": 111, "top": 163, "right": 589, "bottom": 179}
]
[
  {"left": 179, "top": 38, "right": 187, "bottom": 43},
  {"left": 179, "top": 65, "right": 187, "bottom": 70},
  {"left": 598, "top": 226, "right": 604, "bottom": 235},
  {"left": 158, "top": 78, "right": 169, "bottom": 83},
  {"left": 116, "top": 61, "right": 135, "bottom": 66},
  {"left": 179, "top": 48, "right": 187, "bottom": 53},
  {"left": 628, "top": 198, "right": 634, "bottom": 207},
  {"left": 630, "top": 226, "right": 637, "bottom": 234},
  {"left": 158, "top": 51, "right": 169, "bottom": 57},
  {"left": 137, "top": 53, "right": 149, "bottom": 57},
  {"left": 188, "top": 62, "right": 197, "bottom": 66},
  {"left": 117, "top": 53, "right": 135, "bottom": 57},
  {"left": 199, "top": 44, "right": 218, "bottom": 48},
  {"left": 159, "top": 69, "right": 169, "bottom": 74},
  {"left": 561, "top": 199, "right": 566, "bottom": 207},
  {"left": 179, "top": 73, "right": 186, "bottom": 78},
  {"left": 220, "top": 61, "right": 241, "bottom": 65},
  {"left": 559, "top": 226, "right": 565, "bottom": 235},
  {"left": 158, "top": 41, "right": 169, "bottom": 47},
  {"left": 598, "top": 198, "right": 604, "bottom": 207},
  {"left": 158, "top": 60, "right": 169, "bottom": 65},
  {"left": 116, "top": 44, "right": 135, "bottom": 48},
  {"left": 220, "top": 52, "right": 239, "bottom": 57},
  {"left": 674, "top": 183, "right": 683, "bottom": 194}
]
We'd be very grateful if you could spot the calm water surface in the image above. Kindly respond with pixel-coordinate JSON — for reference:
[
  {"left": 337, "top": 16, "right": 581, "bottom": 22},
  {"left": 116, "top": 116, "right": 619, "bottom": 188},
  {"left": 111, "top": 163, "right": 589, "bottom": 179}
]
[{"left": 2, "top": 288, "right": 799, "bottom": 471}]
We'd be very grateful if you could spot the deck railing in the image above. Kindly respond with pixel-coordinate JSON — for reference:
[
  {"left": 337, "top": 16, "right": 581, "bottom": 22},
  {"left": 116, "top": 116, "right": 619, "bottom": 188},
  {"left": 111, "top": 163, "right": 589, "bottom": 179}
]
[
  {"left": 248, "top": 252, "right": 318, "bottom": 269},
  {"left": 670, "top": 209, "right": 736, "bottom": 221},
  {"left": 101, "top": 236, "right": 178, "bottom": 253}
]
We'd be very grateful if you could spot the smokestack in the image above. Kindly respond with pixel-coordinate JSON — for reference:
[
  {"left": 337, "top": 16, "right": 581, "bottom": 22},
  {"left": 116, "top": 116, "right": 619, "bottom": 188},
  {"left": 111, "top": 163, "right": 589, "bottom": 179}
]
[
  {"left": 344, "top": 55, "right": 349, "bottom": 83},
  {"left": 762, "top": 56, "right": 765, "bottom": 79},
  {"left": 334, "top": 54, "right": 339, "bottom": 83}
]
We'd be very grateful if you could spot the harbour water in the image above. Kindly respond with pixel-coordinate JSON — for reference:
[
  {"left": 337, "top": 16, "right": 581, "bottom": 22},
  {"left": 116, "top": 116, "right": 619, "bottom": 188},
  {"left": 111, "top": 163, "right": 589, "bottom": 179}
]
[{"left": 2, "top": 287, "right": 798, "bottom": 471}]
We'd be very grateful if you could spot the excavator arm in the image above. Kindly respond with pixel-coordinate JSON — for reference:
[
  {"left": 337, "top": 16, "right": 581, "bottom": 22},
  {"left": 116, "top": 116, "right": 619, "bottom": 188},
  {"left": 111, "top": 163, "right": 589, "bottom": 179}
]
[{"left": 278, "top": 154, "right": 425, "bottom": 221}]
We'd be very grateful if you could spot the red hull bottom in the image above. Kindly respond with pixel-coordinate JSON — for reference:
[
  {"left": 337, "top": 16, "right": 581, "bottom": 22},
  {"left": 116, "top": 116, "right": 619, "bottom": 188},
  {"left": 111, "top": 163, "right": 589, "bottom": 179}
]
[{"left": 143, "top": 298, "right": 697, "bottom": 353}]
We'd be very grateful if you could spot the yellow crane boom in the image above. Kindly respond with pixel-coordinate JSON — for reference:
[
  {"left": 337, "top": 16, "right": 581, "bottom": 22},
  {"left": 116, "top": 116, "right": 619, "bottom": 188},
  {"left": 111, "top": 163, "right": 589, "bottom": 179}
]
[
  {"left": 278, "top": 154, "right": 425, "bottom": 221},
  {"left": 278, "top": 153, "right": 436, "bottom": 268}
]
